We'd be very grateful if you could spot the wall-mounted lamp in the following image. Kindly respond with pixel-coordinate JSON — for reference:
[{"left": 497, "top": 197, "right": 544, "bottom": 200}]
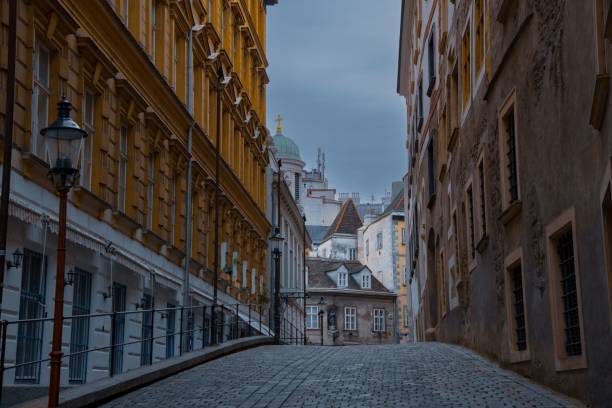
[
  {"left": 65, "top": 269, "right": 75, "bottom": 286},
  {"left": 6, "top": 248, "right": 23, "bottom": 270}
]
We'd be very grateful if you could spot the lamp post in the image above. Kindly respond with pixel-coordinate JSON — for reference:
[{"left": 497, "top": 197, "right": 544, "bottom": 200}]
[
  {"left": 270, "top": 228, "right": 283, "bottom": 344},
  {"left": 41, "top": 97, "right": 88, "bottom": 408},
  {"left": 318, "top": 296, "right": 326, "bottom": 346}
]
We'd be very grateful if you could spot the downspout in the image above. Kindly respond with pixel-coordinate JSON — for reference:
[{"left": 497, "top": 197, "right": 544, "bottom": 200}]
[{"left": 183, "top": 10, "right": 195, "bottom": 329}]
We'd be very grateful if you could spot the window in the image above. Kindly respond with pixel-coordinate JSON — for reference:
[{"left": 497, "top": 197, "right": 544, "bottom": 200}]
[
  {"left": 344, "top": 307, "right": 356, "bottom": 331},
  {"left": 338, "top": 271, "right": 347, "bottom": 287},
  {"left": 376, "top": 233, "right": 383, "bottom": 250},
  {"left": 427, "top": 135, "right": 436, "bottom": 203},
  {"left": 118, "top": 126, "right": 128, "bottom": 212},
  {"left": 165, "top": 303, "right": 176, "bottom": 358},
  {"left": 545, "top": 209, "right": 586, "bottom": 371},
  {"left": 32, "top": 40, "right": 51, "bottom": 158},
  {"left": 557, "top": 230, "right": 581, "bottom": 357},
  {"left": 449, "top": 63, "right": 459, "bottom": 137},
  {"left": 366, "top": 239, "right": 369, "bottom": 256},
  {"left": 140, "top": 294, "right": 153, "bottom": 366},
  {"left": 403, "top": 267, "right": 408, "bottom": 286},
  {"left": 362, "top": 274, "right": 371, "bottom": 289},
  {"left": 417, "top": 79, "right": 424, "bottom": 131},
  {"left": 465, "top": 183, "right": 476, "bottom": 264},
  {"left": 401, "top": 228, "right": 406, "bottom": 244},
  {"left": 349, "top": 248, "right": 357, "bottom": 260},
  {"left": 498, "top": 90, "right": 521, "bottom": 212},
  {"left": 170, "top": 172, "right": 177, "bottom": 244},
  {"left": 474, "top": 0, "right": 485, "bottom": 77},
  {"left": 403, "top": 304, "right": 409, "bottom": 327},
  {"left": 505, "top": 109, "right": 519, "bottom": 203},
  {"left": 461, "top": 22, "right": 471, "bottom": 110},
  {"left": 306, "top": 306, "right": 319, "bottom": 329},
  {"left": 151, "top": 0, "right": 157, "bottom": 61},
  {"left": 439, "top": 249, "right": 447, "bottom": 319},
  {"left": 373, "top": 308, "right": 385, "bottom": 332},
  {"left": 69, "top": 268, "right": 92, "bottom": 384},
  {"left": 15, "top": 249, "right": 47, "bottom": 383},
  {"left": 294, "top": 173, "right": 300, "bottom": 201},
  {"left": 172, "top": 25, "right": 178, "bottom": 89},
  {"left": 504, "top": 248, "right": 530, "bottom": 362},
  {"left": 510, "top": 264, "right": 527, "bottom": 351},
  {"left": 477, "top": 154, "right": 487, "bottom": 240},
  {"left": 427, "top": 25, "right": 436, "bottom": 96},
  {"left": 601, "top": 183, "right": 612, "bottom": 326},
  {"left": 146, "top": 153, "right": 155, "bottom": 230},
  {"left": 81, "top": 90, "right": 95, "bottom": 190},
  {"left": 122, "top": 0, "right": 128, "bottom": 22}
]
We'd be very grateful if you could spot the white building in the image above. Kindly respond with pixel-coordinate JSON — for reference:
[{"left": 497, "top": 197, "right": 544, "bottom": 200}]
[
  {"left": 314, "top": 198, "right": 362, "bottom": 261},
  {"left": 358, "top": 190, "right": 408, "bottom": 342}
]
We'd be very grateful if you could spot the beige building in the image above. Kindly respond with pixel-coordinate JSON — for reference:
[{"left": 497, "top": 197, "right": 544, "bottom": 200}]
[
  {"left": 305, "top": 259, "right": 396, "bottom": 346},
  {"left": 398, "top": 0, "right": 612, "bottom": 405}
]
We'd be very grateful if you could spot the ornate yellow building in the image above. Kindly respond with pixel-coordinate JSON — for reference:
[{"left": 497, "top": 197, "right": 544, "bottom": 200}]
[{"left": 0, "top": 0, "right": 273, "bottom": 385}]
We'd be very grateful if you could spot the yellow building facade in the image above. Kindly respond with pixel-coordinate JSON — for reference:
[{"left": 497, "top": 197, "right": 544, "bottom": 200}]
[{"left": 0, "top": 0, "right": 271, "bottom": 305}]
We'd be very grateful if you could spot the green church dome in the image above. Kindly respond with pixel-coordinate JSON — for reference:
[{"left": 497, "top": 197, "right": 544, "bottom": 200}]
[{"left": 272, "top": 115, "right": 302, "bottom": 161}]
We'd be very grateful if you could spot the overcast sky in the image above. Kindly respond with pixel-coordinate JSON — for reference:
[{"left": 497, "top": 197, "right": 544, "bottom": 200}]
[{"left": 265, "top": 1, "right": 406, "bottom": 201}]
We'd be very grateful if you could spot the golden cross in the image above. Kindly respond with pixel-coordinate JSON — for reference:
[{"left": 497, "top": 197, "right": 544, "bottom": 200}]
[{"left": 275, "top": 114, "right": 283, "bottom": 133}]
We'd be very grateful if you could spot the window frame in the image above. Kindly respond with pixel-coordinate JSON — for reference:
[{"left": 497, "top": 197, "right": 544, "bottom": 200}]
[
  {"left": 476, "top": 150, "right": 487, "bottom": 244},
  {"left": 545, "top": 208, "right": 587, "bottom": 371},
  {"left": 337, "top": 270, "right": 347, "bottom": 288},
  {"left": 80, "top": 89, "right": 96, "bottom": 190},
  {"left": 460, "top": 15, "right": 472, "bottom": 115},
  {"left": 464, "top": 178, "right": 477, "bottom": 270},
  {"left": 306, "top": 306, "right": 319, "bottom": 329},
  {"left": 599, "top": 164, "right": 612, "bottom": 329},
  {"left": 503, "top": 247, "right": 530, "bottom": 363},
  {"left": 376, "top": 232, "right": 383, "bottom": 250},
  {"left": 362, "top": 274, "right": 371, "bottom": 289},
  {"left": 373, "top": 308, "right": 386, "bottom": 332},
  {"left": 117, "top": 125, "right": 129, "bottom": 212},
  {"left": 32, "top": 39, "right": 52, "bottom": 159},
  {"left": 498, "top": 89, "right": 522, "bottom": 217},
  {"left": 344, "top": 307, "right": 357, "bottom": 331}
]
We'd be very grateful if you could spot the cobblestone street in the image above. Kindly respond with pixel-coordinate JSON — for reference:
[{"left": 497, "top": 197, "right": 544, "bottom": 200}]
[{"left": 101, "top": 343, "right": 578, "bottom": 407}]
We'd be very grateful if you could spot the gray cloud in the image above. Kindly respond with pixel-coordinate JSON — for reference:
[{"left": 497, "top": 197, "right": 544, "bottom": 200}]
[{"left": 266, "top": 0, "right": 406, "bottom": 200}]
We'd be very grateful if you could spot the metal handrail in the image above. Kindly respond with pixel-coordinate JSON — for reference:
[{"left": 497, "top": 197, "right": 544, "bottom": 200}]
[{"left": 0, "top": 302, "right": 292, "bottom": 405}]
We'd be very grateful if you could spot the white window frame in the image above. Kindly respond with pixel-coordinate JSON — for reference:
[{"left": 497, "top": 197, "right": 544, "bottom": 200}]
[
  {"left": 306, "top": 306, "right": 319, "bottom": 329},
  {"left": 373, "top": 308, "right": 385, "bottom": 332},
  {"left": 32, "top": 40, "right": 51, "bottom": 159},
  {"left": 362, "top": 274, "right": 371, "bottom": 289},
  {"left": 376, "top": 233, "right": 383, "bottom": 250},
  {"left": 344, "top": 307, "right": 356, "bottom": 331},
  {"left": 118, "top": 126, "right": 128, "bottom": 212},
  {"left": 338, "top": 271, "right": 347, "bottom": 288},
  {"left": 349, "top": 248, "right": 356, "bottom": 260}
]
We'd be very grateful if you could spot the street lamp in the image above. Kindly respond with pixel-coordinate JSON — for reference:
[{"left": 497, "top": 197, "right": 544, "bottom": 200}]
[
  {"left": 270, "top": 227, "right": 284, "bottom": 344},
  {"left": 41, "top": 97, "right": 88, "bottom": 408},
  {"left": 318, "top": 296, "right": 326, "bottom": 346}
]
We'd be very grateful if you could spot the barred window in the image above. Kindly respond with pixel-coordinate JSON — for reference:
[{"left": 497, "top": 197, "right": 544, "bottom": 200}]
[
  {"left": 556, "top": 230, "right": 582, "bottom": 357},
  {"left": 510, "top": 264, "right": 527, "bottom": 351},
  {"left": 505, "top": 109, "right": 519, "bottom": 203}
]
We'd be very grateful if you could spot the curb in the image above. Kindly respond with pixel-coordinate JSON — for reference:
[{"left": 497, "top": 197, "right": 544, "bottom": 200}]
[{"left": 16, "top": 336, "right": 275, "bottom": 408}]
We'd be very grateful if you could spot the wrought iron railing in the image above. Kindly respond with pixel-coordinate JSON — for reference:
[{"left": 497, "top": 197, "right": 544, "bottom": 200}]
[{"left": 0, "top": 303, "right": 303, "bottom": 404}]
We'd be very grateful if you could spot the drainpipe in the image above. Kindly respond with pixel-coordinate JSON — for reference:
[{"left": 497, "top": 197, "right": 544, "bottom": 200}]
[{"left": 0, "top": 0, "right": 17, "bottom": 309}]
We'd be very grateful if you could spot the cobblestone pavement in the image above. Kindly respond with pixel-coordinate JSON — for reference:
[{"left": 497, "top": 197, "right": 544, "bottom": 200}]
[{"left": 102, "top": 343, "right": 578, "bottom": 407}]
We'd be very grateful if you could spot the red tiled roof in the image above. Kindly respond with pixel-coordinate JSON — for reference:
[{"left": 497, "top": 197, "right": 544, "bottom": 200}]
[{"left": 323, "top": 198, "right": 363, "bottom": 240}]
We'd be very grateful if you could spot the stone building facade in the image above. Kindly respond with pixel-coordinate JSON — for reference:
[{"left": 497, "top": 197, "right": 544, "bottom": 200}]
[
  {"left": 0, "top": 0, "right": 274, "bottom": 387},
  {"left": 305, "top": 258, "right": 396, "bottom": 346},
  {"left": 398, "top": 0, "right": 612, "bottom": 405}
]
